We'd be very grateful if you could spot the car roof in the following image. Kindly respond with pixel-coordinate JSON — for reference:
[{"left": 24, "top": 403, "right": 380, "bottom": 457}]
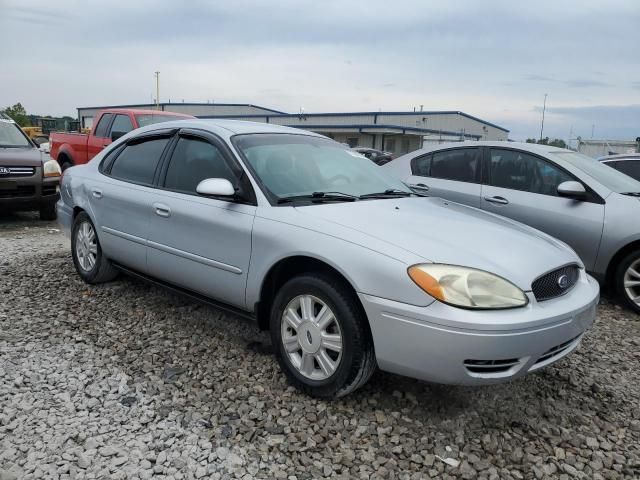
[
  {"left": 409, "top": 141, "right": 570, "bottom": 156},
  {"left": 598, "top": 153, "right": 640, "bottom": 161},
  {"left": 122, "top": 118, "right": 325, "bottom": 139}
]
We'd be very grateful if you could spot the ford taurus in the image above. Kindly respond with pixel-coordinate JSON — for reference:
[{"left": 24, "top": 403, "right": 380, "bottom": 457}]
[{"left": 57, "top": 120, "right": 599, "bottom": 398}]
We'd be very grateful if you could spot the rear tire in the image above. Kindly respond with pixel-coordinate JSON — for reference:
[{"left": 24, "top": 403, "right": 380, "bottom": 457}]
[
  {"left": 270, "top": 273, "right": 376, "bottom": 398},
  {"left": 71, "top": 212, "right": 118, "bottom": 284},
  {"left": 614, "top": 250, "right": 640, "bottom": 314},
  {"left": 39, "top": 202, "right": 56, "bottom": 221}
]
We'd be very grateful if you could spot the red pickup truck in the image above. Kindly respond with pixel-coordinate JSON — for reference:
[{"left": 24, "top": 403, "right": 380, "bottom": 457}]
[{"left": 50, "top": 108, "right": 193, "bottom": 170}]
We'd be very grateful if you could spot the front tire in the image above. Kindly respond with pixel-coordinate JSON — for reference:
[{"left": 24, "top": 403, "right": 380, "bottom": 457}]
[
  {"left": 270, "top": 274, "right": 376, "bottom": 398},
  {"left": 615, "top": 250, "right": 640, "bottom": 314},
  {"left": 71, "top": 212, "right": 118, "bottom": 284}
]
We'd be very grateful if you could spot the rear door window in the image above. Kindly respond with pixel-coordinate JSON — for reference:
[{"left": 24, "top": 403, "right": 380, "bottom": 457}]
[
  {"left": 93, "top": 114, "right": 113, "bottom": 138},
  {"left": 430, "top": 148, "right": 481, "bottom": 183},
  {"left": 109, "top": 137, "right": 170, "bottom": 185}
]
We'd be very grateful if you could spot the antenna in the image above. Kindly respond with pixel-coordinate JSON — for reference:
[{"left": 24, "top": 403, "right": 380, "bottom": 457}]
[
  {"left": 154, "top": 71, "right": 160, "bottom": 109},
  {"left": 539, "top": 93, "right": 547, "bottom": 142}
]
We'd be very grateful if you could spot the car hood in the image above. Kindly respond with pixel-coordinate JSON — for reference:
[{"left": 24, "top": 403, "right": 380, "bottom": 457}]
[
  {"left": 295, "top": 197, "right": 580, "bottom": 291},
  {"left": 0, "top": 147, "right": 45, "bottom": 167}
]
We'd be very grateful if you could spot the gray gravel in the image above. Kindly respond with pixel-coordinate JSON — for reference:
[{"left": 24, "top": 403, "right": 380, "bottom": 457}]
[{"left": 1, "top": 212, "right": 639, "bottom": 480}]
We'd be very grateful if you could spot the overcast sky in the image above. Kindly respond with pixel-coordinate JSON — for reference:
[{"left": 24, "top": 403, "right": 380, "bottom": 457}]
[{"left": 1, "top": 0, "right": 638, "bottom": 141}]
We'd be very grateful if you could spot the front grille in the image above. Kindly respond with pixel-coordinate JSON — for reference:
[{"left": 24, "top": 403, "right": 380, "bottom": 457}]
[
  {"left": 0, "top": 167, "right": 36, "bottom": 177},
  {"left": 0, "top": 185, "right": 35, "bottom": 198},
  {"left": 534, "top": 335, "right": 581, "bottom": 366},
  {"left": 464, "top": 358, "right": 521, "bottom": 375},
  {"left": 531, "top": 264, "right": 579, "bottom": 301}
]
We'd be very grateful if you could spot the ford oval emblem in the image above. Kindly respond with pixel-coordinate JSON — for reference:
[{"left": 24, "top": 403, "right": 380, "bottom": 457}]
[{"left": 557, "top": 274, "right": 569, "bottom": 289}]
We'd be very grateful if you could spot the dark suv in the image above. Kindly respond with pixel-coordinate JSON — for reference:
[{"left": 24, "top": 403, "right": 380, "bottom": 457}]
[{"left": 0, "top": 112, "right": 61, "bottom": 219}]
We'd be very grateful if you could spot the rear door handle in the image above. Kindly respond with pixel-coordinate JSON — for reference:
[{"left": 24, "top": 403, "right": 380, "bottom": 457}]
[
  {"left": 91, "top": 188, "right": 103, "bottom": 199},
  {"left": 409, "top": 183, "right": 430, "bottom": 191},
  {"left": 153, "top": 202, "right": 171, "bottom": 217},
  {"left": 483, "top": 195, "right": 509, "bottom": 205}
]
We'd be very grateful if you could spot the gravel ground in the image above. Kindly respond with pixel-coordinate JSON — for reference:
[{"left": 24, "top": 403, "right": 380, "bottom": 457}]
[{"left": 1, "top": 212, "right": 639, "bottom": 480}]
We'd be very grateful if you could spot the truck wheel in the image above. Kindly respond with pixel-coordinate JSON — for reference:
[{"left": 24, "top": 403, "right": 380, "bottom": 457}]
[
  {"left": 60, "top": 161, "right": 73, "bottom": 172},
  {"left": 615, "top": 250, "right": 640, "bottom": 314},
  {"left": 71, "top": 212, "right": 118, "bottom": 284},
  {"left": 270, "top": 273, "right": 376, "bottom": 398},
  {"left": 39, "top": 202, "right": 56, "bottom": 221}
]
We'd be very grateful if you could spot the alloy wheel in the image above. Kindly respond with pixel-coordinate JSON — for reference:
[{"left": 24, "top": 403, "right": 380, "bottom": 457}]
[
  {"left": 280, "top": 294, "right": 343, "bottom": 380},
  {"left": 624, "top": 259, "right": 640, "bottom": 308},
  {"left": 75, "top": 221, "right": 97, "bottom": 272}
]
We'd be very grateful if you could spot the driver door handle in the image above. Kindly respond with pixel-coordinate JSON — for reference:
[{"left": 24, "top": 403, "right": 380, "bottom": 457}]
[
  {"left": 91, "top": 188, "right": 103, "bottom": 199},
  {"left": 153, "top": 203, "right": 171, "bottom": 218},
  {"left": 484, "top": 195, "right": 509, "bottom": 205}
]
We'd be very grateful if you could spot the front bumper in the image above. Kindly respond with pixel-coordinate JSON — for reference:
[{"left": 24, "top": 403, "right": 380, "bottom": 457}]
[
  {"left": 360, "top": 272, "right": 599, "bottom": 385},
  {"left": 56, "top": 198, "right": 73, "bottom": 237},
  {"left": 0, "top": 171, "right": 59, "bottom": 212}
]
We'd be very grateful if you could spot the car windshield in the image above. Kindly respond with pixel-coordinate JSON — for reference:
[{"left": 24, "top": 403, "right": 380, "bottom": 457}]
[
  {"left": 234, "top": 134, "right": 412, "bottom": 201},
  {"left": 553, "top": 151, "right": 640, "bottom": 193},
  {"left": 0, "top": 120, "right": 31, "bottom": 148},
  {"left": 135, "top": 114, "right": 187, "bottom": 128}
]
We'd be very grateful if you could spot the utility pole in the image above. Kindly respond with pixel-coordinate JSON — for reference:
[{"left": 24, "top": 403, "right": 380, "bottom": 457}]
[
  {"left": 539, "top": 93, "right": 547, "bottom": 142},
  {"left": 591, "top": 124, "right": 595, "bottom": 138},
  {"left": 154, "top": 71, "right": 160, "bottom": 109}
]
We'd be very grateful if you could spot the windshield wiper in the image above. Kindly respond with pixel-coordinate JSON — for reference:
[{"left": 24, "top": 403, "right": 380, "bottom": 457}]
[
  {"left": 277, "top": 191, "right": 358, "bottom": 204},
  {"left": 621, "top": 192, "right": 640, "bottom": 197},
  {"left": 359, "top": 189, "right": 418, "bottom": 199}
]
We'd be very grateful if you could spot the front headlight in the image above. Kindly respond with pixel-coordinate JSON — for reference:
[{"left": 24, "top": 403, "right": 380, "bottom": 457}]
[
  {"left": 408, "top": 264, "right": 528, "bottom": 309},
  {"left": 43, "top": 159, "right": 61, "bottom": 178}
]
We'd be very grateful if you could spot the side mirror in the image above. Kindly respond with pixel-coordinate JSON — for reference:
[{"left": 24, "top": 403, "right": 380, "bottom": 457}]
[
  {"left": 557, "top": 181, "right": 587, "bottom": 200},
  {"left": 111, "top": 131, "right": 126, "bottom": 141},
  {"left": 32, "top": 137, "right": 46, "bottom": 147},
  {"left": 196, "top": 178, "right": 236, "bottom": 197}
]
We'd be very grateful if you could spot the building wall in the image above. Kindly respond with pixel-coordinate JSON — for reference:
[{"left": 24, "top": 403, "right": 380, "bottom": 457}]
[
  {"left": 75, "top": 103, "right": 509, "bottom": 155},
  {"left": 577, "top": 140, "right": 639, "bottom": 158}
]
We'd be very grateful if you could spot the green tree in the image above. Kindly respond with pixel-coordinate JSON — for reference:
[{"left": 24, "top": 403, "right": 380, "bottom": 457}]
[
  {"left": 4, "top": 103, "right": 30, "bottom": 126},
  {"left": 548, "top": 138, "right": 567, "bottom": 148},
  {"left": 525, "top": 137, "right": 566, "bottom": 148}
]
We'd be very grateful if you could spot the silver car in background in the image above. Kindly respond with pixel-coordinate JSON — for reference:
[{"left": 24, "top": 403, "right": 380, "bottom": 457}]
[
  {"left": 57, "top": 122, "right": 598, "bottom": 398},
  {"left": 384, "top": 142, "right": 640, "bottom": 313},
  {"left": 599, "top": 153, "right": 640, "bottom": 182}
]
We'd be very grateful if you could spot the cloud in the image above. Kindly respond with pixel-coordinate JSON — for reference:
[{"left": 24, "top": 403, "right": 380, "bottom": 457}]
[
  {"left": 0, "top": 0, "right": 639, "bottom": 143},
  {"left": 524, "top": 75, "right": 612, "bottom": 88}
]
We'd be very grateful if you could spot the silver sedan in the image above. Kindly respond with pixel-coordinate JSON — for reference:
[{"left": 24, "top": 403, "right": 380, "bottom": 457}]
[
  {"left": 57, "top": 121, "right": 599, "bottom": 398},
  {"left": 384, "top": 142, "right": 640, "bottom": 313}
]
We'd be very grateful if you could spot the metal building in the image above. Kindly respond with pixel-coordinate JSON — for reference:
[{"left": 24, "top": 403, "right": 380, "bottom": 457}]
[
  {"left": 76, "top": 102, "right": 509, "bottom": 155},
  {"left": 576, "top": 138, "right": 640, "bottom": 158}
]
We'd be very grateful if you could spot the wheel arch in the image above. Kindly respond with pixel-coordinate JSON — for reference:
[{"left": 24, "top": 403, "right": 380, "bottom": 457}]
[
  {"left": 56, "top": 148, "right": 74, "bottom": 168},
  {"left": 255, "top": 255, "right": 366, "bottom": 332},
  {"left": 605, "top": 239, "right": 640, "bottom": 286}
]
